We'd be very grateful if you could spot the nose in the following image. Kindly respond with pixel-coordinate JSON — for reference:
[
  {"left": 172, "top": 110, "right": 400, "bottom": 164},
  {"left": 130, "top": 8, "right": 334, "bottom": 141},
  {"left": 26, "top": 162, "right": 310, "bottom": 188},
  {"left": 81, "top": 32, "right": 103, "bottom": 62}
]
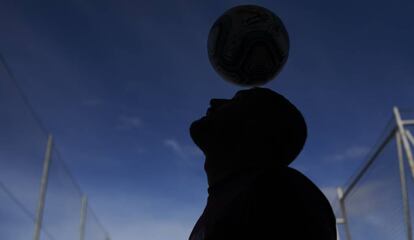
[{"left": 210, "top": 98, "right": 230, "bottom": 108}]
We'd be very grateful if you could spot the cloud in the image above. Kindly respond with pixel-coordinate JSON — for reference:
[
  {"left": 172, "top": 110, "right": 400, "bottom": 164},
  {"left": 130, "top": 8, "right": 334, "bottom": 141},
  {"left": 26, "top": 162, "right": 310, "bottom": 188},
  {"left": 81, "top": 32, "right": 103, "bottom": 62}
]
[
  {"left": 327, "top": 146, "right": 370, "bottom": 162},
  {"left": 0, "top": 183, "right": 198, "bottom": 240},
  {"left": 163, "top": 138, "right": 203, "bottom": 163},
  {"left": 164, "top": 139, "right": 186, "bottom": 159},
  {"left": 104, "top": 218, "right": 191, "bottom": 240},
  {"left": 87, "top": 190, "right": 201, "bottom": 240},
  {"left": 117, "top": 115, "right": 143, "bottom": 130}
]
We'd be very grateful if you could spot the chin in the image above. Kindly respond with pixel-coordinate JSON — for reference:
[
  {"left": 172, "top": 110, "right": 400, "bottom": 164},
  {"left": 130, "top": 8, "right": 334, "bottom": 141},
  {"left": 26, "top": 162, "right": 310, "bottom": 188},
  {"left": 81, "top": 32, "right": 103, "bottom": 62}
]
[{"left": 190, "top": 116, "right": 210, "bottom": 153}]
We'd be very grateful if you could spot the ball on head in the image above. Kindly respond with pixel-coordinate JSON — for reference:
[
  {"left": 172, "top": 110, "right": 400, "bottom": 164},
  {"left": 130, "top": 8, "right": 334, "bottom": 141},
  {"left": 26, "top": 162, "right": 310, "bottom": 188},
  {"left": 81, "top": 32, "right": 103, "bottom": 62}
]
[{"left": 207, "top": 5, "right": 290, "bottom": 86}]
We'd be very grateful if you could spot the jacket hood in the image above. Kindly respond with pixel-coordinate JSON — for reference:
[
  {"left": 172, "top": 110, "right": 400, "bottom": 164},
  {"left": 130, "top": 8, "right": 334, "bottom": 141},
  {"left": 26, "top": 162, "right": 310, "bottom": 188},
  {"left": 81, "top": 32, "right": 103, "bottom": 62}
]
[{"left": 190, "top": 87, "right": 307, "bottom": 187}]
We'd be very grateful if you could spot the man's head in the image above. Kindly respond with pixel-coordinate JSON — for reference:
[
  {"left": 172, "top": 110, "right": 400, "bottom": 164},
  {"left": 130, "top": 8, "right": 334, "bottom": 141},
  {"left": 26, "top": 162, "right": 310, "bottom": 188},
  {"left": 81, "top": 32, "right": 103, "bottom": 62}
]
[{"left": 190, "top": 87, "right": 307, "bottom": 174}]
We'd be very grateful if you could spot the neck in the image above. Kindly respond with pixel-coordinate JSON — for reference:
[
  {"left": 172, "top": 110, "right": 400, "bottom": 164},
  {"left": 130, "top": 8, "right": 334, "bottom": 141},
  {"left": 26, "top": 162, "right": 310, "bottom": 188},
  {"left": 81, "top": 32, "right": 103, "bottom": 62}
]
[
  {"left": 207, "top": 168, "right": 259, "bottom": 194},
  {"left": 205, "top": 154, "right": 279, "bottom": 195}
]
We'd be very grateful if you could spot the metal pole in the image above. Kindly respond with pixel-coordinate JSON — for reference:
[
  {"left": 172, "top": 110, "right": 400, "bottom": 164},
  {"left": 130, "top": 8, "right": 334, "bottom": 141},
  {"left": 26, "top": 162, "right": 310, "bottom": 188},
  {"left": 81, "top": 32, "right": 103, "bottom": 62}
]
[
  {"left": 394, "top": 107, "right": 414, "bottom": 177},
  {"left": 402, "top": 119, "right": 414, "bottom": 125},
  {"left": 396, "top": 132, "right": 413, "bottom": 240},
  {"left": 337, "top": 187, "right": 352, "bottom": 240},
  {"left": 33, "top": 134, "right": 53, "bottom": 240},
  {"left": 405, "top": 130, "right": 414, "bottom": 147},
  {"left": 336, "top": 218, "right": 344, "bottom": 240},
  {"left": 337, "top": 227, "right": 341, "bottom": 240},
  {"left": 80, "top": 195, "right": 88, "bottom": 240}
]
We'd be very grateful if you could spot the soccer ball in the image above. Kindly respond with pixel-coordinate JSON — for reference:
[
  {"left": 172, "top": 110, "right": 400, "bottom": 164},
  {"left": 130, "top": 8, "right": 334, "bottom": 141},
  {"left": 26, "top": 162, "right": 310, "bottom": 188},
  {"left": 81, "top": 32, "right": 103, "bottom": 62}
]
[{"left": 207, "top": 5, "right": 290, "bottom": 86}]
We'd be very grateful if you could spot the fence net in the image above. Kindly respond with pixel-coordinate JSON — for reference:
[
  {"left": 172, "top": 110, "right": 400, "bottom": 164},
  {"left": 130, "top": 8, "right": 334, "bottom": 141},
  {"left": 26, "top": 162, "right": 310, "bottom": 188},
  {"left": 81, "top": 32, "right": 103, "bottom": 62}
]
[
  {"left": 0, "top": 55, "right": 48, "bottom": 240},
  {"left": 40, "top": 147, "right": 84, "bottom": 240},
  {"left": 343, "top": 134, "right": 407, "bottom": 239},
  {"left": 0, "top": 56, "right": 110, "bottom": 239},
  {"left": 335, "top": 113, "right": 414, "bottom": 240},
  {"left": 85, "top": 207, "right": 110, "bottom": 240}
]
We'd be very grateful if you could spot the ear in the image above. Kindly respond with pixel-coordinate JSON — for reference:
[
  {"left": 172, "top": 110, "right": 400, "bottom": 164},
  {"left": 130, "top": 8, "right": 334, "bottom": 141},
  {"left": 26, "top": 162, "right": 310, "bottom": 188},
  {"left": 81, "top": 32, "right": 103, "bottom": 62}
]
[{"left": 240, "top": 116, "right": 289, "bottom": 166}]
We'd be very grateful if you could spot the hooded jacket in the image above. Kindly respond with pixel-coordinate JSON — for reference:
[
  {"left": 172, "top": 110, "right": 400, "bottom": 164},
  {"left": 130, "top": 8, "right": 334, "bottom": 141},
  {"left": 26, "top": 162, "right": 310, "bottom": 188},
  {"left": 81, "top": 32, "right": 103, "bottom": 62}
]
[{"left": 189, "top": 88, "right": 336, "bottom": 240}]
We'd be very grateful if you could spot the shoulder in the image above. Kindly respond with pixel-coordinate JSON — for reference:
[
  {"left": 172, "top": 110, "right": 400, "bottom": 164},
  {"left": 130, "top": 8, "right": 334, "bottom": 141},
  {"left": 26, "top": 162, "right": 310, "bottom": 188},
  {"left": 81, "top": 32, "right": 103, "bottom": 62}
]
[
  {"left": 243, "top": 167, "right": 336, "bottom": 239},
  {"left": 250, "top": 167, "right": 326, "bottom": 198}
]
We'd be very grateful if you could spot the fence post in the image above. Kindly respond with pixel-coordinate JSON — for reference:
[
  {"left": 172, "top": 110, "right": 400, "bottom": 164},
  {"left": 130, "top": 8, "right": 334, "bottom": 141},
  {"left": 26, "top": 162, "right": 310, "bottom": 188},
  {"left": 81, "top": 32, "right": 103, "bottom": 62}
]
[
  {"left": 337, "top": 187, "right": 352, "bottom": 240},
  {"left": 33, "top": 134, "right": 53, "bottom": 240},
  {"left": 396, "top": 131, "right": 414, "bottom": 240},
  {"left": 394, "top": 107, "right": 414, "bottom": 177},
  {"left": 336, "top": 226, "right": 341, "bottom": 240},
  {"left": 80, "top": 195, "right": 88, "bottom": 240}
]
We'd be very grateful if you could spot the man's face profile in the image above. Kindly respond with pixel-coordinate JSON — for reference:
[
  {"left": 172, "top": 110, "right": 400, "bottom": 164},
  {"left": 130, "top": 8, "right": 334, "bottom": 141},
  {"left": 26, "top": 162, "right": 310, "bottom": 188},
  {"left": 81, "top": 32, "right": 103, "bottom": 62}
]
[{"left": 189, "top": 90, "right": 248, "bottom": 154}]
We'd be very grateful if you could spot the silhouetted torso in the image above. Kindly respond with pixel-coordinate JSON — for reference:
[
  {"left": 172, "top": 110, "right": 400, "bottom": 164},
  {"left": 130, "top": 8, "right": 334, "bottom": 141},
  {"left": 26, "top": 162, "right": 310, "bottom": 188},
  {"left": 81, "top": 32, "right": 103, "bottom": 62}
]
[{"left": 189, "top": 166, "right": 336, "bottom": 240}]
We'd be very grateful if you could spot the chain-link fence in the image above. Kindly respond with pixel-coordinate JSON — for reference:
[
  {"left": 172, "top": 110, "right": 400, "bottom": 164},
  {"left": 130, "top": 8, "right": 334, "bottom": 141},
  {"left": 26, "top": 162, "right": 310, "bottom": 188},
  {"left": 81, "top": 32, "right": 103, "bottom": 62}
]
[
  {"left": 336, "top": 109, "right": 414, "bottom": 240},
  {"left": 0, "top": 55, "right": 111, "bottom": 240}
]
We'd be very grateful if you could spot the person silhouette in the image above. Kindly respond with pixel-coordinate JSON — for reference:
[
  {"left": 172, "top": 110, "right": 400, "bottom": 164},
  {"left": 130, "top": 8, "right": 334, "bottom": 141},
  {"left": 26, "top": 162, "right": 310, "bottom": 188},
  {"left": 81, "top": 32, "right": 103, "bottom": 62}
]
[{"left": 189, "top": 87, "right": 336, "bottom": 240}]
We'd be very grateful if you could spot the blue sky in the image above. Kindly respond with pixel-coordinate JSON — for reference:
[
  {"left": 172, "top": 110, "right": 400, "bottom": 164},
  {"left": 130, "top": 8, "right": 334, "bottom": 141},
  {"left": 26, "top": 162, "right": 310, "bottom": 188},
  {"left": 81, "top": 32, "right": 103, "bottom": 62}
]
[{"left": 1, "top": 0, "right": 414, "bottom": 239}]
